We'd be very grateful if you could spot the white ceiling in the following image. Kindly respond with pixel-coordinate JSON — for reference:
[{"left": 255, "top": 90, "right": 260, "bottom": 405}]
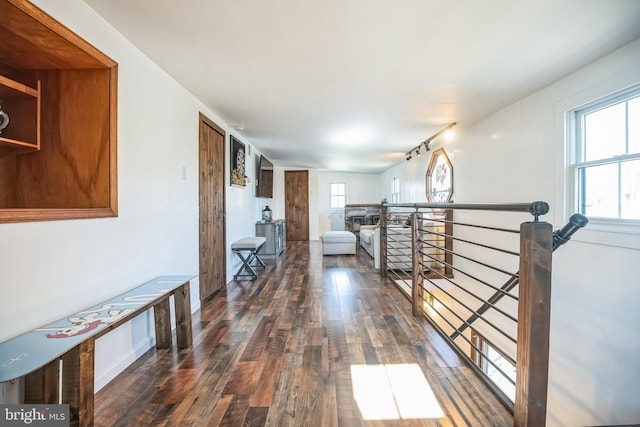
[{"left": 84, "top": 0, "right": 640, "bottom": 173}]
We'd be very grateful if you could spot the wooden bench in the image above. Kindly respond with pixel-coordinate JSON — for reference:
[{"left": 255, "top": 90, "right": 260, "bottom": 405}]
[{"left": 0, "top": 275, "right": 195, "bottom": 427}]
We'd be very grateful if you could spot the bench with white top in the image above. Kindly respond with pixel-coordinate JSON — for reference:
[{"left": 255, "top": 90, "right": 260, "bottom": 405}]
[
  {"left": 231, "top": 236, "right": 267, "bottom": 280},
  {"left": 0, "top": 275, "right": 195, "bottom": 426}
]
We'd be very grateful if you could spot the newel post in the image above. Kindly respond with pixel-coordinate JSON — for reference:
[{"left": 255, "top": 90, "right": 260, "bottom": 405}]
[
  {"left": 380, "top": 204, "right": 388, "bottom": 277},
  {"left": 411, "top": 212, "right": 423, "bottom": 317},
  {"left": 515, "top": 221, "right": 553, "bottom": 427}
]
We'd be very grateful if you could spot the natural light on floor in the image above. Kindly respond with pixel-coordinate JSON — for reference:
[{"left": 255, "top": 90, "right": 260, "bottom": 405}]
[
  {"left": 350, "top": 363, "right": 445, "bottom": 420},
  {"left": 333, "top": 270, "right": 351, "bottom": 293}
]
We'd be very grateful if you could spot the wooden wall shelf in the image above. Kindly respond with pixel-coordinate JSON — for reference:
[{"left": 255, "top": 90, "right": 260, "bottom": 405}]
[
  {"left": 0, "top": 74, "right": 41, "bottom": 156},
  {"left": 0, "top": 0, "right": 118, "bottom": 223}
]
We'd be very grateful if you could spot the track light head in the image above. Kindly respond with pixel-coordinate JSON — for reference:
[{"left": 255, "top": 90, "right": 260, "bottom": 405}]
[{"left": 404, "top": 122, "right": 455, "bottom": 164}]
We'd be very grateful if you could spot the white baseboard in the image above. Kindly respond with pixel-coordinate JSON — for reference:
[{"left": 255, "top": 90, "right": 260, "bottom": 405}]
[
  {"left": 95, "top": 334, "right": 155, "bottom": 392},
  {"left": 94, "top": 299, "right": 201, "bottom": 392}
]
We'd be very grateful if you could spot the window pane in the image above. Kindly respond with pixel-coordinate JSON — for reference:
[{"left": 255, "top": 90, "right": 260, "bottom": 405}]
[
  {"left": 580, "top": 163, "right": 619, "bottom": 218},
  {"left": 584, "top": 102, "right": 626, "bottom": 161},
  {"left": 621, "top": 159, "right": 640, "bottom": 220},
  {"left": 486, "top": 346, "right": 515, "bottom": 402},
  {"left": 629, "top": 96, "right": 640, "bottom": 155},
  {"left": 331, "top": 195, "right": 345, "bottom": 209},
  {"left": 331, "top": 183, "right": 345, "bottom": 196}
]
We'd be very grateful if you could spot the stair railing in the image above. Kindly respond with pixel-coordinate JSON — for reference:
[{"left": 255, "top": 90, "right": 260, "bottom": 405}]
[{"left": 379, "top": 202, "right": 587, "bottom": 427}]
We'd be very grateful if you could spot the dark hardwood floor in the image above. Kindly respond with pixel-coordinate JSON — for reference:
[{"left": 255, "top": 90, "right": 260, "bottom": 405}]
[{"left": 94, "top": 241, "right": 512, "bottom": 426}]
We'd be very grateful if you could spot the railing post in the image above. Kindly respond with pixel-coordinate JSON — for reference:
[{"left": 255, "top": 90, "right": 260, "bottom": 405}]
[
  {"left": 380, "top": 204, "right": 388, "bottom": 277},
  {"left": 515, "top": 221, "right": 553, "bottom": 427},
  {"left": 444, "top": 209, "right": 453, "bottom": 277},
  {"left": 411, "top": 212, "right": 423, "bottom": 317}
]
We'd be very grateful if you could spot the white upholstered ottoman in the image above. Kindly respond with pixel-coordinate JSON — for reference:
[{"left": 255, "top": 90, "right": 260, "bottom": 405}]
[{"left": 322, "top": 231, "right": 357, "bottom": 255}]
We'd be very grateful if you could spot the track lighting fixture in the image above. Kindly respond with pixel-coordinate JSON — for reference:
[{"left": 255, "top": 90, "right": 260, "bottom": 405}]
[{"left": 404, "top": 122, "right": 456, "bottom": 162}]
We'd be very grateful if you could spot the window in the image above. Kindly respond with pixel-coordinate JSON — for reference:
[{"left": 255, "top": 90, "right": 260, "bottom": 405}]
[
  {"left": 391, "top": 177, "right": 400, "bottom": 203},
  {"left": 471, "top": 331, "right": 515, "bottom": 402},
  {"left": 330, "top": 183, "right": 346, "bottom": 209},
  {"left": 571, "top": 87, "right": 640, "bottom": 221}
]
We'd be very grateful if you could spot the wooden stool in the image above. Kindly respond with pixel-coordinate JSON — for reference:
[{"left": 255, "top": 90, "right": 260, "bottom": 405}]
[{"left": 231, "top": 237, "right": 267, "bottom": 280}]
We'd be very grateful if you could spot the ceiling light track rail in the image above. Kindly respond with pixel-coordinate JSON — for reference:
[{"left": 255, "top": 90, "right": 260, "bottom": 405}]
[{"left": 406, "top": 122, "right": 457, "bottom": 161}]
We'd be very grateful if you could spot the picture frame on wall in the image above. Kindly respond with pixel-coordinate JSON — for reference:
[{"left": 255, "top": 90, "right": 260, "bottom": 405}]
[
  {"left": 230, "top": 135, "right": 246, "bottom": 187},
  {"left": 426, "top": 148, "right": 453, "bottom": 204}
]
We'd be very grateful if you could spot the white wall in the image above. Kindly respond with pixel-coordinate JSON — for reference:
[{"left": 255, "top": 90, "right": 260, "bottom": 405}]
[
  {"left": 317, "top": 172, "right": 383, "bottom": 234},
  {"left": 381, "top": 38, "right": 640, "bottom": 426},
  {"left": 380, "top": 155, "right": 432, "bottom": 203},
  {"left": 0, "top": 0, "right": 265, "bottom": 394}
]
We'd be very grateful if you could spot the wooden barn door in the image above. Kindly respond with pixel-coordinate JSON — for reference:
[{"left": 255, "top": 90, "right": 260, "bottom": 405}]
[
  {"left": 284, "top": 170, "right": 309, "bottom": 241},
  {"left": 199, "top": 113, "right": 226, "bottom": 301}
]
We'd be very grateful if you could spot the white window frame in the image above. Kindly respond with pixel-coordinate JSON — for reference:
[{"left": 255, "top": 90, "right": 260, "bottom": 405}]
[
  {"left": 568, "top": 86, "right": 640, "bottom": 223},
  {"left": 471, "top": 331, "right": 515, "bottom": 403},
  {"left": 330, "top": 182, "right": 346, "bottom": 209},
  {"left": 391, "top": 177, "right": 400, "bottom": 204},
  {"left": 564, "top": 84, "right": 640, "bottom": 248}
]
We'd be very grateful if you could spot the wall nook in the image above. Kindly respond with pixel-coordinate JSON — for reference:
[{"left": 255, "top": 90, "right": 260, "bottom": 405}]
[{"left": 0, "top": 0, "right": 117, "bottom": 223}]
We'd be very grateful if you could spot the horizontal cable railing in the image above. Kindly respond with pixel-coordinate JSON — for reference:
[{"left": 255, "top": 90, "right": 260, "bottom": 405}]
[{"left": 379, "top": 202, "right": 587, "bottom": 427}]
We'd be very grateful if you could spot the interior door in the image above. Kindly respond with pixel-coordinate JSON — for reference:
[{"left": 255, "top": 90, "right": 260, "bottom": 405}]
[
  {"left": 199, "top": 113, "right": 226, "bottom": 301},
  {"left": 284, "top": 170, "right": 309, "bottom": 241}
]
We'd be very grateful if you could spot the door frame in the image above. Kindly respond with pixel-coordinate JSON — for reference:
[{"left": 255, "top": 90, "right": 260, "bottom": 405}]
[{"left": 198, "top": 112, "right": 226, "bottom": 301}]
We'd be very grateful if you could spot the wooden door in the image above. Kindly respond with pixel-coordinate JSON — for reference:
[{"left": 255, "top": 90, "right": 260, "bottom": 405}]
[
  {"left": 284, "top": 170, "right": 309, "bottom": 241},
  {"left": 199, "top": 113, "right": 226, "bottom": 301}
]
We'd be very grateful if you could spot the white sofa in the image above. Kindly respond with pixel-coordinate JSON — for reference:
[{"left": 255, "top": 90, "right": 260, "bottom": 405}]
[
  {"left": 359, "top": 222, "right": 445, "bottom": 270},
  {"left": 359, "top": 225, "right": 380, "bottom": 266}
]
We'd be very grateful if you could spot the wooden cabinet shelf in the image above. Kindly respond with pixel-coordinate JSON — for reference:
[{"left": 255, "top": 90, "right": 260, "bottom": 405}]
[
  {"left": 0, "top": 75, "right": 40, "bottom": 156},
  {"left": 0, "top": 0, "right": 117, "bottom": 222}
]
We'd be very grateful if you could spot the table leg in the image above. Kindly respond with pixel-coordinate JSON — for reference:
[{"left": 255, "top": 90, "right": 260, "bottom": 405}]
[
  {"left": 174, "top": 282, "right": 193, "bottom": 349},
  {"left": 62, "top": 339, "right": 95, "bottom": 427},
  {"left": 234, "top": 251, "right": 258, "bottom": 279},
  {"left": 25, "top": 358, "right": 59, "bottom": 404},
  {"left": 153, "top": 298, "right": 172, "bottom": 349}
]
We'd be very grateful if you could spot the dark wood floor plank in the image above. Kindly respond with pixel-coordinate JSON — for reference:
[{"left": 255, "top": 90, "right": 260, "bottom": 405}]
[
  {"left": 265, "top": 353, "right": 299, "bottom": 427},
  {"left": 335, "top": 370, "right": 362, "bottom": 427},
  {"left": 327, "top": 319, "right": 350, "bottom": 372},
  {"left": 249, "top": 350, "right": 284, "bottom": 407},
  {"left": 244, "top": 406, "right": 269, "bottom": 427},
  {"left": 219, "top": 394, "right": 251, "bottom": 427},
  {"left": 239, "top": 315, "right": 275, "bottom": 362},
  {"left": 203, "top": 394, "right": 233, "bottom": 426},
  {"left": 94, "top": 241, "right": 511, "bottom": 427}
]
